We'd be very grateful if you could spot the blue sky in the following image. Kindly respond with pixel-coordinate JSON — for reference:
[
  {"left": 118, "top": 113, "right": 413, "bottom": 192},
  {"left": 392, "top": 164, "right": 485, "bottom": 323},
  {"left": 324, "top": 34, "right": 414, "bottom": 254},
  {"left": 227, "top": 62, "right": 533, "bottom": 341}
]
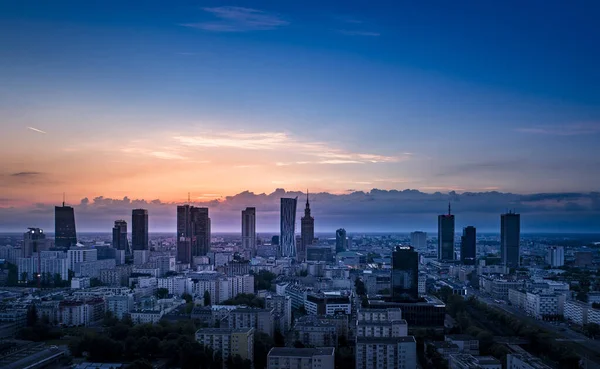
[{"left": 1, "top": 1, "right": 599, "bottom": 231}]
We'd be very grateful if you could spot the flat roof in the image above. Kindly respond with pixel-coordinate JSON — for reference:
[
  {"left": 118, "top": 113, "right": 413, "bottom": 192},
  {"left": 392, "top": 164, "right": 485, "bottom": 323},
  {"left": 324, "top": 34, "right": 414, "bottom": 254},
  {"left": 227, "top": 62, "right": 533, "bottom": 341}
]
[
  {"left": 356, "top": 336, "right": 416, "bottom": 344},
  {"left": 268, "top": 347, "right": 335, "bottom": 357}
]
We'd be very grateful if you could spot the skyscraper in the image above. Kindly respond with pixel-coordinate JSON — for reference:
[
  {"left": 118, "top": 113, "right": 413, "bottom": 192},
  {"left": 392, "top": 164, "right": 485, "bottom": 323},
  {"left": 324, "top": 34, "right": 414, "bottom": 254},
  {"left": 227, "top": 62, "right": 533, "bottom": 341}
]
[
  {"left": 501, "top": 212, "right": 520, "bottom": 268},
  {"left": 299, "top": 191, "right": 314, "bottom": 262},
  {"left": 177, "top": 205, "right": 211, "bottom": 264},
  {"left": 335, "top": 228, "right": 347, "bottom": 254},
  {"left": 190, "top": 207, "right": 211, "bottom": 258},
  {"left": 391, "top": 246, "right": 419, "bottom": 302},
  {"left": 242, "top": 207, "right": 256, "bottom": 257},
  {"left": 23, "top": 228, "right": 47, "bottom": 258},
  {"left": 177, "top": 205, "right": 192, "bottom": 264},
  {"left": 55, "top": 202, "right": 77, "bottom": 249},
  {"left": 112, "top": 220, "right": 129, "bottom": 254},
  {"left": 437, "top": 203, "right": 455, "bottom": 261},
  {"left": 280, "top": 197, "right": 298, "bottom": 258},
  {"left": 410, "top": 231, "right": 427, "bottom": 250},
  {"left": 460, "top": 226, "right": 476, "bottom": 265},
  {"left": 132, "top": 209, "right": 148, "bottom": 251}
]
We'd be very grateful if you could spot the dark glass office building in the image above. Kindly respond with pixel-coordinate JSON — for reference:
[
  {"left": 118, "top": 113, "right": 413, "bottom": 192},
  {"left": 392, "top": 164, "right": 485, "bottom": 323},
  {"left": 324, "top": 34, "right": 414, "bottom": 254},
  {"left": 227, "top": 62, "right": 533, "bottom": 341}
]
[
  {"left": 177, "top": 205, "right": 192, "bottom": 264},
  {"left": 460, "top": 226, "right": 476, "bottom": 265},
  {"left": 132, "top": 209, "right": 148, "bottom": 251},
  {"left": 55, "top": 204, "right": 77, "bottom": 249},
  {"left": 177, "top": 205, "right": 211, "bottom": 264},
  {"left": 437, "top": 204, "right": 455, "bottom": 261},
  {"left": 335, "top": 228, "right": 347, "bottom": 254},
  {"left": 391, "top": 246, "right": 419, "bottom": 302},
  {"left": 501, "top": 212, "right": 521, "bottom": 268},
  {"left": 112, "top": 220, "right": 129, "bottom": 254}
]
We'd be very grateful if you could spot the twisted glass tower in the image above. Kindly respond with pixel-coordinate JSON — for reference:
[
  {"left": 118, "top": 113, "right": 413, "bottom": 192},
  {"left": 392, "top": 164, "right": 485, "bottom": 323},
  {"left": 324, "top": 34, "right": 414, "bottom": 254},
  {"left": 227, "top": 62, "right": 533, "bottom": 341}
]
[{"left": 280, "top": 197, "right": 298, "bottom": 258}]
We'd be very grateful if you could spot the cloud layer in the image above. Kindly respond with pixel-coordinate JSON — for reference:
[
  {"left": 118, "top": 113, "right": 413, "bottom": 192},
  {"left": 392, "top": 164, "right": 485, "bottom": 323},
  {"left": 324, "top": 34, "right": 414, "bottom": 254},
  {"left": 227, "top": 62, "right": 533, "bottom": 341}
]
[
  {"left": 1, "top": 189, "right": 599, "bottom": 233},
  {"left": 182, "top": 6, "right": 289, "bottom": 32}
]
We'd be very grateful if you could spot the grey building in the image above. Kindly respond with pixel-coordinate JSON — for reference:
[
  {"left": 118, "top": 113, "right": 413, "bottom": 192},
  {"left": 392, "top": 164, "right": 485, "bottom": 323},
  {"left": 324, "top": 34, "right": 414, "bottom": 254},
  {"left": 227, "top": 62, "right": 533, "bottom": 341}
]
[
  {"left": 242, "top": 207, "right": 256, "bottom": 257},
  {"left": 299, "top": 192, "right": 314, "bottom": 262}
]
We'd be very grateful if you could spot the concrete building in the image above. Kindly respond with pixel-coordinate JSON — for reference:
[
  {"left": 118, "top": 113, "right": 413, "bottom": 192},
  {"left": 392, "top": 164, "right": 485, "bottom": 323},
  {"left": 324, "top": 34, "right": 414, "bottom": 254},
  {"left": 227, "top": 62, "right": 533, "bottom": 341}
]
[
  {"left": 59, "top": 298, "right": 105, "bottom": 326},
  {"left": 67, "top": 247, "right": 97, "bottom": 272},
  {"left": 196, "top": 328, "right": 254, "bottom": 364},
  {"left": 17, "top": 254, "right": 69, "bottom": 282},
  {"left": 71, "top": 277, "right": 91, "bottom": 289},
  {"left": 357, "top": 308, "right": 403, "bottom": 322},
  {"left": 506, "top": 346, "right": 551, "bottom": 369},
  {"left": 564, "top": 300, "right": 600, "bottom": 326},
  {"left": 445, "top": 335, "right": 479, "bottom": 356},
  {"left": 356, "top": 319, "right": 408, "bottom": 338},
  {"left": 546, "top": 246, "right": 564, "bottom": 267},
  {"left": 23, "top": 228, "right": 48, "bottom": 258},
  {"left": 525, "top": 291, "right": 565, "bottom": 320},
  {"left": 449, "top": 354, "right": 501, "bottom": 369},
  {"left": 356, "top": 336, "right": 416, "bottom": 369},
  {"left": 267, "top": 347, "right": 335, "bottom": 369},
  {"left": 158, "top": 276, "right": 193, "bottom": 296},
  {"left": 76, "top": 259, "right": 116, "bottom": 278},
  {"left": 305, "top": 292, "right": 351, "bottom": 316},
  {"left": 107, "top": 295, "right": 134, "bottom": 319},
  {"left": 293, "top": 316, "right": 337, "bottom": 347},
  {"left": 410, "top": 231, "right": 427, "bottom": 251},
  {"left": 299, "top": 192, "right": 314, "bottom": 262},
  {"left": 266, "top": 294, "right": 292, "bottom": 333},
  {"left": 228, "top": 308, "right": 275, "bottom": 336}
]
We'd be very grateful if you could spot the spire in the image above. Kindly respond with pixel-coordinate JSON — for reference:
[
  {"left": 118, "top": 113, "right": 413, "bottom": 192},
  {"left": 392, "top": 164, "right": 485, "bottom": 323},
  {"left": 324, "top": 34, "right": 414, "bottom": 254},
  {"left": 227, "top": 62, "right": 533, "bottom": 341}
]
[
  {"left": 62, "top": 192, "right": 65, "bottom": 207},
  {"left": 306, "top": 189, "right": 310, "bottom": 208},
  {"left": 448, "top": 202, "right": 451, "bottom": 216}
]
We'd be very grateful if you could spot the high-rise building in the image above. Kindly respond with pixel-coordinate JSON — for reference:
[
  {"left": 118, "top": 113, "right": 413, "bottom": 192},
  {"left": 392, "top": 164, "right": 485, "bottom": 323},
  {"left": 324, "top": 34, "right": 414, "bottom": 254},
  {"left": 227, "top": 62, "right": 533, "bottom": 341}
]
[
  {"left": 177, "top": 205, "right": 211, "bottom": 264},
  {"left": 336, "top": 228, "right": 347, "bottom": 254},
  {"left": 177, "top": 205, "right": 192, "bottom": 264},
  {"left": 410, "top": 231, "right": 427, "bottom": 250},
  {"left": 546, "top": 246, "right": 564, "bottom": 267},
  {"left": 501, "top": 212, "right": 520, "bottom": 268},
  {"left": 242, "top": 207, "right": 256, "bottom": 257},
  {"left": 438, "top": 203, "right": 455, "bottom": 261},
  {"left": 23, "top": 228, "right": 47, "bottom": 258},
  {"left": 191, "top": 207, "right": 211, "bottom": 258},
  {"left": 55, "top": 202, "right": 77, "bottom": 249},
  {"left": 460, "top": 226, "right": 476, "bottom": 265},
  {"left": 391, "top": 246, "right": 419, "bottom": 302},
  {"left": 112, "top": 220, "right": 129, "bottom": 254},
  {"left": 280, "top": 197, "right": 298, "bottom": 258},
  {"left": 299, "top": 191, "right": 314, "bottom": 262},
  {"left": 132, "top": 209, "right": 148, "bottom": 251}
]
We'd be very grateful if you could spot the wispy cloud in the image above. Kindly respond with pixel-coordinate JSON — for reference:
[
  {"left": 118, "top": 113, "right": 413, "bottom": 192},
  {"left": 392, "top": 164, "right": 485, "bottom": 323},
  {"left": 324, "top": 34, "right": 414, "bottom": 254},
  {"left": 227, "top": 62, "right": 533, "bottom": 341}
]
[
  {"left": 174, "top": 131, "right": 405, "bottom": 165},
  {"left": 335, "top": 15, "right": 364, "bottom": 24},
  {"left": 27, "top": 126, "right": 47, "bottom": 134},
  {"left": 181, "top": 6, "right": 288, "bottom": 32},
  {"left": 11, "top": 172, "right": 43, "bottom": 177},
  {"left": 516, "top": 123, "right": 600, "bottom": 136},
  {"left": 337, "top": 30, "right": 380, "bottom": 37},
  {"left": 121, "top": 147, "right": 188, "bottom": 161}
]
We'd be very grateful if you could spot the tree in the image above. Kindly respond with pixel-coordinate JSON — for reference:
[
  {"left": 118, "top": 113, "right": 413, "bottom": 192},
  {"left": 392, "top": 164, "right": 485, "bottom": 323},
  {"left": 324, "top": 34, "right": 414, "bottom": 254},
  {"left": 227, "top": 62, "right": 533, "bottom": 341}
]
[
  {"left": 203, "top": 290, "right": 211, "bottom": 306},
  {"left": 182, "top": 293, "right": 193, "bottom": 303},
  {"left": 354, "top": 277, "right": 366, "bottom": 296},
  {"left": 576, "top": 291, "right": 588, "bottom": 302},
  {"left": 156, "top": 288, "right": 169, "bottom": 299},
  {"left": 20, "top": 271, "right": 28, "bottom": 282},
  {"left": 128, "top": 359, "right": 153, "bottom": 369},
  {"left": 254, "top": 332, "right": 274, "bottom": 369},
  {"left": 274, "top": 330, "right": 285, "bottom": 347},
  {"left": 26, "top": 304, "right": 38, "bottom": 327}
]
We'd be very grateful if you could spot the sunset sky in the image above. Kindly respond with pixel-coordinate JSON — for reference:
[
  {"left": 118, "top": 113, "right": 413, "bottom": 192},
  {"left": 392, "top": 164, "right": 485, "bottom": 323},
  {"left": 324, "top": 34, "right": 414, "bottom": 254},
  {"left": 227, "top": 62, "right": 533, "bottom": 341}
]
[{"left": 1, "top": 1, "right": 599, "bottom": 231}]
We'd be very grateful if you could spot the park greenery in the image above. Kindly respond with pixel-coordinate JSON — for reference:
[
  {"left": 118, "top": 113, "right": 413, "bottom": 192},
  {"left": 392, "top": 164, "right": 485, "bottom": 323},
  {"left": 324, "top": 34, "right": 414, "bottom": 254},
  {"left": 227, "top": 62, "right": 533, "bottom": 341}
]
[
  {"left": 222, "top": 293, "right": 265, "bottom": 308},
  {"left": 252, "top": 270, "right": 277, "bottom": 291}
]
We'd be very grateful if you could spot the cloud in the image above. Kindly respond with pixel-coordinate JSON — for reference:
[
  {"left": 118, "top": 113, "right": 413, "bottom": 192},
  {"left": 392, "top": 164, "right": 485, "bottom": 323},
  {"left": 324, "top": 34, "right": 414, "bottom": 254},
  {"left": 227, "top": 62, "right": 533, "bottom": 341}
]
[
  {"left": 11, "top": 172, "right": 43, "bottom": 177},
  {"left": 120, "top": 146, "right": 188, "bottom": 161},
  {"left": 173, "top": 131, "right": 404, "bottom": 165},
  {"left": 2, "top": 189, "right": 600, "bottom": 232},
  {"left": 182, "top": 6, "right": 288, "bottom": 32},
  {"left": 335, "top": 15, "right": 364, "bottom": 24},
  {"left": 27, "top": 127, "right": 47, "bottom": 134},
  {"left": 516, "top": 123, "right": 600, "bottom": 136},
  {"left": 337, "top": 30, "right": 380, "bottom": 37}
]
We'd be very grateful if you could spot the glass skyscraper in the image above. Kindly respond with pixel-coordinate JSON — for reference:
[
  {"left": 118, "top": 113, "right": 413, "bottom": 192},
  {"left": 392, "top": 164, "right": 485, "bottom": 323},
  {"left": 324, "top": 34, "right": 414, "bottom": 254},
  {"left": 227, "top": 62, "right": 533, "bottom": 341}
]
[
  {"left": 55, "top": 203, "right": 77, "bottom": 249},
  {"left": 335, "top": 228, "right": 347, "bottom": 254},
  {"left": 280, "top": 197, "right": 298, "bottom": 258},
  {"left": 112, "top": 220, "right": 129, "bottom": 254},
  {"left": 501, "top": 212, "right": 521, "bottom": 268},
  {"left": 391, "top": 246, "right": 419, "bottom": 302},
  {"left": 132, "top": 209, "right": 148, "bottom": 251},
  {"left": 461, "top": 226, "right": 476, "bottom": 265},
  {"left": 437, "top": 203, "right": 455, "bottom": 261},
  {"left": 242, "top": 207, "right": 256, "bottom": 257},
  {"left": 177, "top": 205, "right": 211, "bottom": 264}
]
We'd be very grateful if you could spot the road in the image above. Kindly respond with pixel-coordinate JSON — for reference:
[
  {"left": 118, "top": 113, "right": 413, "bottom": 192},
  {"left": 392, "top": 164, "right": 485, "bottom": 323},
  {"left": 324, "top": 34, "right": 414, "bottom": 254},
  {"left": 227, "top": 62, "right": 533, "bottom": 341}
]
[{"left": 466, "top": 287, "right": 600, "bottom": 366}]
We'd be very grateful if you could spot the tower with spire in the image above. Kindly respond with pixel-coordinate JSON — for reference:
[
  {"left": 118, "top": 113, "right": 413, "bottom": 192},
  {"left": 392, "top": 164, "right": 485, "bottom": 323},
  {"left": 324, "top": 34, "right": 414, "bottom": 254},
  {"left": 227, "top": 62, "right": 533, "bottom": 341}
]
[
  {"left": 438, "top": 201, "right": 455, "bottom": 261},
  {"left": 299, "top": 189, "right": 315, "bottom": 262}
]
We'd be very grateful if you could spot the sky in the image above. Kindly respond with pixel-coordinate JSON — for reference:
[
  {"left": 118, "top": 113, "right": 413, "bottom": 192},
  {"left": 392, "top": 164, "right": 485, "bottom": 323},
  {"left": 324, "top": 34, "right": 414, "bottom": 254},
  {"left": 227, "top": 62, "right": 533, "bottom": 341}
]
[{"left": 1, "top": 1, "right": 599, "bottom": 232}]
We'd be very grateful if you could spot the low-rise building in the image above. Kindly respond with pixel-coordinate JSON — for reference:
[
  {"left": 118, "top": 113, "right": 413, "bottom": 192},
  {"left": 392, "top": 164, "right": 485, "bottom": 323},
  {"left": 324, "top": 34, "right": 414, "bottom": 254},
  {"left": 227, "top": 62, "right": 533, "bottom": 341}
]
[
  {"left": 445, "top": 335, "right": 479, "bottom": 356},
  {"left": 195, "top": 328, "right": 254, "bottom": 364},
  {"left": 229, "top": 308, "right": 275, "bottom": 336},
  {"left": 267, "top": 347, "right": 335, "bottom": 369},
  {"left": 449, "top": 354, "right": 501, "bottom": 369},
  {"left": 305, "top": 292, "right": 351, "bottom": 316},
  {"left": 293, "top": 316, "right": 337, "bottom": 347}
]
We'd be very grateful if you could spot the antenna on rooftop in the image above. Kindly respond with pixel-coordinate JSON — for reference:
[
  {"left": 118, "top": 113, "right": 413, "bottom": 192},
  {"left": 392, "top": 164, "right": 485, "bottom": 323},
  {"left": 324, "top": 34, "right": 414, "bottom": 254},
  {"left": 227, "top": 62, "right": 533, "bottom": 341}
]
[
  {"left": 188, "top": 192, "right": 191, "bottom": 204},
  {"left": 62, "top": 192, "right": 65, "bottom": 207}
]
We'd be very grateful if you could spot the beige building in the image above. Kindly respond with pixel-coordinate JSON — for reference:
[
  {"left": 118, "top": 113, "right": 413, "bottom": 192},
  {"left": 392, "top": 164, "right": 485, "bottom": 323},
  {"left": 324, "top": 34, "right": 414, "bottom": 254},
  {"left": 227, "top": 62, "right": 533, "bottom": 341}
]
[{"left": 195, "top": 328, "right": 254, "bottom": 363}]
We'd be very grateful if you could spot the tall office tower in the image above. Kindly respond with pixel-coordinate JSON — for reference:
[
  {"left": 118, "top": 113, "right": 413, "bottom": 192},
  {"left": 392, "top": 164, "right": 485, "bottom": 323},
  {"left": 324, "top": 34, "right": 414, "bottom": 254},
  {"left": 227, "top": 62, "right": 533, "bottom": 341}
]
[
  {"left": 546, "top": 246, "right": 565, "bottom": 267},
  {"left": 177, "top": 205, "right": 192, "bottom": 264},
  {"left": 437, "top": 203, "right": 455, "bottom": 261},
  {"left": 242, "top": 207, "right": 257, "bottom": 257},
  {"left": 131, "top": 209, "right": 148, "bottom": 251},
  {"left": 391, "top": 246, "right": 419, "bottom": 302},
  {"left": 23, "top": 228, "right": 46, "bottom": 258},
  {"left": 55, "top": 202, "right": 77, "bottom": 249},
  {"left": 280, "top": 197, "right": 298, "bottom": 258},
  {"left": 191, "top": 207, "right": 211, "bottom": 258},
  {"left": 501, "top": 211, "right": 521, "bottom": 268},
  {"left": 410, "top": 231, "right": 427, "bottom": 250},
  {"left": 112, "top": 220, "right": 129, "bottom": 254},
  {"left": 335, "top": 228, "right": 347, "bottom": 254},
  {"left": 460, "top": 226, "right": 476, "bottom": 265},
  {"left": 299, "top": 191, "right": 314, "bottom": 262}
]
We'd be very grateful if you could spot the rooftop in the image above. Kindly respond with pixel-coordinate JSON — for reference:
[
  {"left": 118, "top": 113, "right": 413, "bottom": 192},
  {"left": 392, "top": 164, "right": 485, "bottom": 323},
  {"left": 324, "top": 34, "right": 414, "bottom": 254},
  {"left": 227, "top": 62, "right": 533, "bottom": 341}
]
[
  {"left": 356, "top": 336, "right": 416, "bottom": 344},
  {"left": 268, "top": 347, "right": 335, "bottom": 357}
]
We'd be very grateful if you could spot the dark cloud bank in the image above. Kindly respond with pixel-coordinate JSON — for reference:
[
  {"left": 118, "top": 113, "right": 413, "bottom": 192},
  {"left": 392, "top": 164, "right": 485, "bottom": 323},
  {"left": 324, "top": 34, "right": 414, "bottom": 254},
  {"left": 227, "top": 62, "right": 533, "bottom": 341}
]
[{"left": 1, "top": 189, "right": 599, "bottom": 233}]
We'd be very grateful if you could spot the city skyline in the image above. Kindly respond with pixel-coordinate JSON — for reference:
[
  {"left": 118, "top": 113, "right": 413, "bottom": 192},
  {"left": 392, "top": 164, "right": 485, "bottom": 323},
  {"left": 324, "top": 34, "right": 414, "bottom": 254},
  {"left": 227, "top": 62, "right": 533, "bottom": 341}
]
[{"left": 1, "top": 2, "right": 599, "bottom": 211}]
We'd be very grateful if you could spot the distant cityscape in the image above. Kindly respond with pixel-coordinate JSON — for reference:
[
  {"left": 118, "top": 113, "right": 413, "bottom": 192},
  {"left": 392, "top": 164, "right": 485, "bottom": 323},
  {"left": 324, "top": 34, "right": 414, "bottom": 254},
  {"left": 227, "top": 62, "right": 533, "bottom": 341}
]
[{"left": 0, "top": 191, "right": 599, "bottom": 369}]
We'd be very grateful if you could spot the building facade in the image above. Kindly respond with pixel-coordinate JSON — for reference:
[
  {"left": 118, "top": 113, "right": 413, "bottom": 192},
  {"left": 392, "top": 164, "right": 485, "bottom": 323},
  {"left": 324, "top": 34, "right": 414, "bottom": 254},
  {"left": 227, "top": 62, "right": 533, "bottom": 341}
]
[
  {"left": 300, "top": 192, "right": 314, "bottom": 263},
  {"left": 55, "top": 204, "right": 77, "bottom": 249},
  {"left": 242, "top": 207, "right": 256, "bottom": 257},
  {"left": 280, "top": 198, "right": 298, "bottom": 258},
  {"left": 112, "top": 220, "right": 129, "bottom": 254},
  {"left": 267, "top": 348, "right": 335, "bottom": 369},
  {"left": 391, "top": 246, "right": 419, "bottom": 302},
  {"left": 460, "top": 226, "right": 476, "bottom": 265},
  {"left": 501, "top": 212, "right": 520, "bottom": 268},
  {"left": 132, "top": 209, "right": 149, "bottom": 251},
  {"left": 438, "top": 204, "right": 455, "bottom": 261}
]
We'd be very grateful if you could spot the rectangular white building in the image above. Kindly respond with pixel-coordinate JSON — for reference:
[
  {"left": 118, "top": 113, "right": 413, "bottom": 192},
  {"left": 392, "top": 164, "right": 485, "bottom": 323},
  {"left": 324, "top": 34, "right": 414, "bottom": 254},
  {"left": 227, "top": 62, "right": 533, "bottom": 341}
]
[{"left": 268, "top": 347, "right": 335, "bottom": 369}]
